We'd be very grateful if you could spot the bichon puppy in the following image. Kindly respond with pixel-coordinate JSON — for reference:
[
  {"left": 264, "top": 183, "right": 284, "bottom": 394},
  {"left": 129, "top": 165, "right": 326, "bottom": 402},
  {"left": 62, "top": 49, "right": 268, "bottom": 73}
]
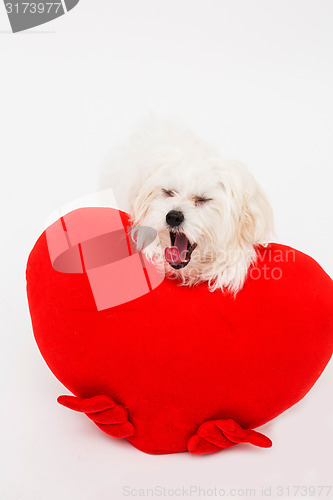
[{"left": 101, "top": 116, "right": 274, "bottom": 294}]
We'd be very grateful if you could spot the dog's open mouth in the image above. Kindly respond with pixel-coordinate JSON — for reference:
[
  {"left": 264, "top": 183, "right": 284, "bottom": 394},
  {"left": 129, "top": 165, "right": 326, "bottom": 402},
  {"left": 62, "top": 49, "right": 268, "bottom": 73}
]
[{"left": 164, "top": 232, "right": 197, "bottom": 269}]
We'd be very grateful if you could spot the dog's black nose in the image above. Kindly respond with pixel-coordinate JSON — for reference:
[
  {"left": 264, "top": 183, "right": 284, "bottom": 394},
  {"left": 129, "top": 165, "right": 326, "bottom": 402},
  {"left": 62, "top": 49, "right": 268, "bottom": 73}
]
[{"left": 166, "top": 210, "right": 184, "bottom": 228}]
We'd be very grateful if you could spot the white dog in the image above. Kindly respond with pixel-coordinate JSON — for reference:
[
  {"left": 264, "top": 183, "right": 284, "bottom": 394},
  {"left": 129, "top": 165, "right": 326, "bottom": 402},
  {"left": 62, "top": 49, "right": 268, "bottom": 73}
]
[{"left": 101, "top": 116, "right": 274, "bottom": 294}]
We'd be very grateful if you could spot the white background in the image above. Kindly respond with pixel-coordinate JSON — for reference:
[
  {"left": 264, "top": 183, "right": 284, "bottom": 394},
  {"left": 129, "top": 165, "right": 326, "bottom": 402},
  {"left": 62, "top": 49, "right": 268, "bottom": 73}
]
[{"left": 0, "top": 1, "right": 332, "bottom": 499}]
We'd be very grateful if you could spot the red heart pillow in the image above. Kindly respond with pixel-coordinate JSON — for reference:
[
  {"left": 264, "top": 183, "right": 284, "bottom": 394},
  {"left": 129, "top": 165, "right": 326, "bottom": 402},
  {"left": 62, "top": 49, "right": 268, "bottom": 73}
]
[{"left": 26, "top": 207, "right": 333, "bottom": 455}]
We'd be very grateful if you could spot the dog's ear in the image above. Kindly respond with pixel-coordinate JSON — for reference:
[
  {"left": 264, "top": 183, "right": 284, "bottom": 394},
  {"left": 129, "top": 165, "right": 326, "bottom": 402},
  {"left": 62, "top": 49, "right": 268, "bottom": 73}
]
[
  {"left": 217, "top": 161, "right": 274, "bottom": 249},
  {"left": 128, "top": 165, "right": 160, "bottom": 224},
  {"left": 129, "top": 182, "right": 149, "bottom": 224},
  {"left": 234, "top": 164, "right": 273, "bottom": 248}
]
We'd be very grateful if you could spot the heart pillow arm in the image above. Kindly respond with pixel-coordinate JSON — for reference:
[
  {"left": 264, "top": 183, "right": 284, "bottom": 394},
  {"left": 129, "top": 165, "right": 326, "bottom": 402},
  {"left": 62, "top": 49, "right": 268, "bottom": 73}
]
[
  {"left": 187, "top": 418, "right": 272, "bottom": 455},
  {"left": 57, "top": 394, "right": 135, "bottom": 439}
]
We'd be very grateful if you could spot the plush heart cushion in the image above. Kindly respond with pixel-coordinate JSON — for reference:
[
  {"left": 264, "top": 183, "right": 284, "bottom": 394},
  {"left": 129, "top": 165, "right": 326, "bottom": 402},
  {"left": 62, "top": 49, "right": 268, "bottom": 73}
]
[{"left": 26, "top": 207, "right": 333, "bottom": 455}]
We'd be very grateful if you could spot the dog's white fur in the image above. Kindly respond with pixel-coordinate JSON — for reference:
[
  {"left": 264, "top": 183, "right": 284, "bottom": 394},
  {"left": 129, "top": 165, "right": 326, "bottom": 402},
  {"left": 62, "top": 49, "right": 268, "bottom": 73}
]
[{"left": 101, "top": 116, "right": 274, "bottom": 294}]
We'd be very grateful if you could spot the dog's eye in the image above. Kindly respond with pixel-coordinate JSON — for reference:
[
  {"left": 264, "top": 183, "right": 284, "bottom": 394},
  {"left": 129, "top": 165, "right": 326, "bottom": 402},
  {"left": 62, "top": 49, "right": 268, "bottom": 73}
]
[
  {"left": 162, "top": 189, "right": 176, "bottom": 197},
  {"left": 193, "top": 195, "right": 212, "bottom": 206}
]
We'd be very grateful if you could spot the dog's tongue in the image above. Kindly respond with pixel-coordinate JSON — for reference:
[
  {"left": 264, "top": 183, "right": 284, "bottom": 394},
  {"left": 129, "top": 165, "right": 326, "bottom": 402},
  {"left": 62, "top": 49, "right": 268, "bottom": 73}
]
[{"left": 165, "top": 233, "right": 188, "bottom": 265}]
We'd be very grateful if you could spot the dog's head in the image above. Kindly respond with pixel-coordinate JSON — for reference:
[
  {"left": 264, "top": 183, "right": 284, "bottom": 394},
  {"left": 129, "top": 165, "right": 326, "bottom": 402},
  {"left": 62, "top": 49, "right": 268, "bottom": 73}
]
[{"left": 129, "top": 153, "right": 273, "bottom": 290}]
